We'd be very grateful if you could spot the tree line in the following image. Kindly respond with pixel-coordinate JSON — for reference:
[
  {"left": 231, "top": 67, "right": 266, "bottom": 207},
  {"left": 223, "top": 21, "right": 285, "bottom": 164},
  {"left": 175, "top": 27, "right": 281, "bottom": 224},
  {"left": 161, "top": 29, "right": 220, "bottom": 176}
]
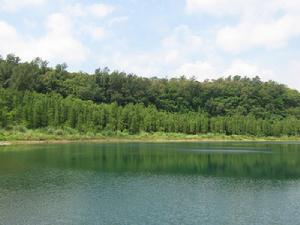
[
  {"left": 1, "top": 54, "right": 300, "bottom": 120},
  {"left": 1, "top": 88, "right": 300, "bottom": 136}
]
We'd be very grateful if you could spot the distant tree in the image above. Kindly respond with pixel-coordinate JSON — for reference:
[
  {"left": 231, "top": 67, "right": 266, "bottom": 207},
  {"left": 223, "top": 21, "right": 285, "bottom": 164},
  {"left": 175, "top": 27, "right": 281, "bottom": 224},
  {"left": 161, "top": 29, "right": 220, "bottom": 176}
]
[{"left": 10, "top": 63, "right": 40, "bottom": 91}]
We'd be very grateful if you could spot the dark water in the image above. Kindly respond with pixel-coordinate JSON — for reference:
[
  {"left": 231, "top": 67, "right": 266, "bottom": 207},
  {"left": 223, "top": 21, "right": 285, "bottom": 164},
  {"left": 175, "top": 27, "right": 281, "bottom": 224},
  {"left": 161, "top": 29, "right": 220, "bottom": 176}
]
[{"left": 0, "top": 142, "right": 300, "bottom": 225}]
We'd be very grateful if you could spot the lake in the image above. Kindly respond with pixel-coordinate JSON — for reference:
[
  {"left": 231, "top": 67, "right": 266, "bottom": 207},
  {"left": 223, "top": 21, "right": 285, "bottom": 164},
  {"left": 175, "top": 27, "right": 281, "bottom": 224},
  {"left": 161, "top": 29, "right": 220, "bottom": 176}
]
[{"left": 0, "top": 142, "right": 300, "bottom": 225}]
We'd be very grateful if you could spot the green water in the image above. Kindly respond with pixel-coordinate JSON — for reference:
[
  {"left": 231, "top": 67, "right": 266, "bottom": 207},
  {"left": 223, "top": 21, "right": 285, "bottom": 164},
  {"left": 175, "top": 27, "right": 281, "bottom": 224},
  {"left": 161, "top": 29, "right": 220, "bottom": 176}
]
[{"left": 0, "top": 142, "right": 300, "bottom": 225}]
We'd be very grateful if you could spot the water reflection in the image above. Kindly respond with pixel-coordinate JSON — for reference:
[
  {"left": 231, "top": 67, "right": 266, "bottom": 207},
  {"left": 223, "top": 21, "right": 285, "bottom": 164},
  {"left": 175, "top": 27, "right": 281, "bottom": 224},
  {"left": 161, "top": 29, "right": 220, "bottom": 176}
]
[{"left": 1, "top": 142, "right": 300, "bottom": 179}]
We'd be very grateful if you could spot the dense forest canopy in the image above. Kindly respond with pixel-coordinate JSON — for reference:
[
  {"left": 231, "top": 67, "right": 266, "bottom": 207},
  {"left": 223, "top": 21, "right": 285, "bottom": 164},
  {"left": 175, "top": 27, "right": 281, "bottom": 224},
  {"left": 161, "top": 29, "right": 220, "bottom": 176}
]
[
  {"left": 0, "top": 54, "right": 300, "bottom": 137},
  {"left": 1, "top": 54, "right": 300, "bottom": 119}
]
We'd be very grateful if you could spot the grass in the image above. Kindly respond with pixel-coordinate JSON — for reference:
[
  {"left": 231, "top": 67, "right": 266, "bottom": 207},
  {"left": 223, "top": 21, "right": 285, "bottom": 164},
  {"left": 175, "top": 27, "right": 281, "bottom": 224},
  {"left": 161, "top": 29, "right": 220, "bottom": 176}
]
[{"left": 0, "top": 126, "right": 300, "bottom": 145}]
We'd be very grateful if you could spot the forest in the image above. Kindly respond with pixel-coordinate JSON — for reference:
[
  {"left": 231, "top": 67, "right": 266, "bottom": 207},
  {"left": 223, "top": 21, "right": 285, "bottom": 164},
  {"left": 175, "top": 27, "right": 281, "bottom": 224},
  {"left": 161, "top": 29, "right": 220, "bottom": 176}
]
[{"left": 1, "top": 54, "right": 300, "bottom": 137}]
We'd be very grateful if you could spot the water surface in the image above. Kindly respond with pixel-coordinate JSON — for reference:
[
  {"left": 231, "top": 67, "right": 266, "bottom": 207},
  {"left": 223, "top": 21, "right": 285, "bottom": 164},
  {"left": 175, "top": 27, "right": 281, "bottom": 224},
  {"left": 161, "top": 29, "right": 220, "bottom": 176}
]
[{"left": 0, "top": 142, "right": 300, "bottom": 225}]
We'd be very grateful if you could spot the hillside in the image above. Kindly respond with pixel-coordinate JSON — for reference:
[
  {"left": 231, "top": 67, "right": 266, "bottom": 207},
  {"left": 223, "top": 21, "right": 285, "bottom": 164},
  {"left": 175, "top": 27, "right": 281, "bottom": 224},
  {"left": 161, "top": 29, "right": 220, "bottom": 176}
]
[{"left": 0, "top": 54, "right": 300, "bottom": 138}]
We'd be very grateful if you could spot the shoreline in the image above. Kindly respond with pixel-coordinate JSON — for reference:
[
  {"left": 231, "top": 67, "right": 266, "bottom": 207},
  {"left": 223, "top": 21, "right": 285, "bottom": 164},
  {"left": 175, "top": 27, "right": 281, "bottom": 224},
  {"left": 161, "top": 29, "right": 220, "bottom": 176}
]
[
  {"left": 1, "top": 136, "right": 300, "bottom": 146},
  {"left": 1, "top": 129, "right": 300, "bottom": 146}
]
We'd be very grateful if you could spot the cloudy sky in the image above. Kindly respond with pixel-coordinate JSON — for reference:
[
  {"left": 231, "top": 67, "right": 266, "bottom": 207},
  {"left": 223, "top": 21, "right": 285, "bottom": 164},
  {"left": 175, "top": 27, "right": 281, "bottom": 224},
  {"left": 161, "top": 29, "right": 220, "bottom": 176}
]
[{"left": 0, "top": 0, "right": 300, "bottom": 90}]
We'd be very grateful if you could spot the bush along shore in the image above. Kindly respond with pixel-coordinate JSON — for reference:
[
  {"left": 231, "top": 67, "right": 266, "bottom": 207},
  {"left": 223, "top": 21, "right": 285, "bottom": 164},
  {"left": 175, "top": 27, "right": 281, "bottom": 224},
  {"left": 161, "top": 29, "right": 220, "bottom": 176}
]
[{"left": 1, "top": 126, "right": 300, "bottom": 145}]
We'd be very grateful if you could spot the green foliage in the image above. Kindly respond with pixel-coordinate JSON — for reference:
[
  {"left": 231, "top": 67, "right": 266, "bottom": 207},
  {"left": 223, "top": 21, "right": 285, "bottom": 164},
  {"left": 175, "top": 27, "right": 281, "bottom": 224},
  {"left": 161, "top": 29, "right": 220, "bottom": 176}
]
[
  {"left": 0, "top": 55, "right": 300, "bottom": 137},
  {"left": 0, "top": 55, "right": 300, "bottom": 119},
  {"left": 0, "top": 88, "right": 299, "bottom": 137}
]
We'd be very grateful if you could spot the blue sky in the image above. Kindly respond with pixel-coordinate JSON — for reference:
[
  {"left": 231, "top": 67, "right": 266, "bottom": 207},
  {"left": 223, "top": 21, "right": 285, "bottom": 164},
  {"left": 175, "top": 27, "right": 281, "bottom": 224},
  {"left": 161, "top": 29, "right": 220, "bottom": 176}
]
[{"left": 0, "top": 0, "right": 300, "bottom": 90}]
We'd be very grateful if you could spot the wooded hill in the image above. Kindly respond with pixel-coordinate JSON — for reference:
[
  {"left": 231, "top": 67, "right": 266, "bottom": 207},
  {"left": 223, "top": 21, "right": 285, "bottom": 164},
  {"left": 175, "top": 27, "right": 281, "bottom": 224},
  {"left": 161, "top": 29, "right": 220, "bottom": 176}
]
[{"left": 1, "top": 54, "right": 300, "bottom": 136}]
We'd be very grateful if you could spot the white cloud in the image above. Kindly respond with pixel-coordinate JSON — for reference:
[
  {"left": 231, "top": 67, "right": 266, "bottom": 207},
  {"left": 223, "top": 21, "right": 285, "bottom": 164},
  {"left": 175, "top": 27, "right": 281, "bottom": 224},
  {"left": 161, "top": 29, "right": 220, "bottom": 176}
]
[
  {"left": 0, "top": 0, "right": 46, "bottom": 12},
  {"left": 103, "top": 52, "right": 163, "bottom": 76},
  {"left": 183, "top": 0, "right": 300, "bottom": 90},
  {"left": 99, "top": 25, "right": 206, "bottom": 76},
  {"left": 0, "top": 14, "right": 89, "bottom": 66},
  {"left": 65, "top": 3, "right": 114, "bottom": 41},
  {"left": 186, "top": 0, "right": 243, "bottom": 16},
  {"left": 162, "top": 25, "right": 203, "bottom": 50},
  {"left": 225, "top": 59, "right": 274, "bottom": 79},
  {"left": 186, "top": 0, "right": 300, "bottom": 53},
  {"left": 175, "top": 61, "right": 217, "bottom": 80},
  {"left": 66, "top": 3, "right": 86, "bottom": 18},
  {"left": 162, "top": 25, "right": 204, "bottom": 64},
  {"left": 109, "top": 16, "right": 129, "bottom": 26},
  {"left": 186, "top": 0, "right": 300, "bottom": 17},
  {"left": 278, "top": 60, "right": 300, "bottom": 90},
  {"left": 0, "top": 21, "right": 23, "bottom": 54},
  {"left": 67, "top": 3, "right": 115, "bottom": 18},
  {"left": 217, "top": 15, "right": 300, "bottom": 53},
  {"left": 88, "top": 3, "right": 115, "bottom": 18},
  {"left": 173, "top": 59, "right": 275, "bottom": 82},
  {"left": 0, "top": 1, "right": 117, "bottom": 67},
  {"left": 85, "top": 26, "right": 107, "bottom": 40},
  {"left": 225, "top": 60, "right": 259, "bottom": 76},
  {"left": 45, "top": 13, "right": 72, "bottom": 35},
  {"left": 34, "top": 13, "right": 89, "bottom": 64}
]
